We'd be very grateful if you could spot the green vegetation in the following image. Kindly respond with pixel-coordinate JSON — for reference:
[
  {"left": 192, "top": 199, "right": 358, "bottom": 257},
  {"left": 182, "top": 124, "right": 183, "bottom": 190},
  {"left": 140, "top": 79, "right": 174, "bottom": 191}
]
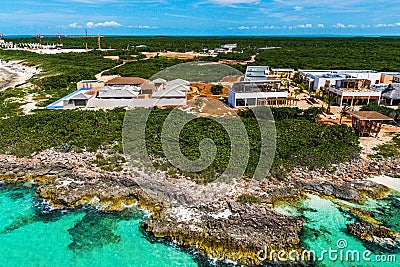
[
  {"left": 371, "top": 133, "right": 400, "bottom": 158},
  {"left": 0, "top": 107, "right": 360, "bottom": 181},
  {"left": 6, "top": 37, "right": 400, "bottom": 71},
  {"left": 237, "top": 194, "right": 261, "bottom": 204},
  {"left": 0, "top": 109, "right": 125, "bottom": 157},
  {"left": 151, "top": 62, "right": 242, "bottom": 82},
  {"left": 255, "top": 38, "right": 400, "bottom": 71},
  {"left": 210, "top": 85, "right": 223, "bottom": 95},
  {"left": 102, "top": 57, "right": 184, "bottom": 79},
  {"left": 143, "top": 108, "right": 359, "bottom": 181},
  {"left": 238, "top": 107, "right": 324, "bottom": 123},
  {"left": 93, "top": 153, "right": 126, "bottom": 172}
]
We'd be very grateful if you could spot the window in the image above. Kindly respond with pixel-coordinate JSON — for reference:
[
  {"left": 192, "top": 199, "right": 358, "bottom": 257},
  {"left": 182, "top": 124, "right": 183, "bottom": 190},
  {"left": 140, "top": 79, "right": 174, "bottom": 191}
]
[
  {"left": 246, "top": 98, "right": 256, "bottom": 106},
  {"left": 74, "top": 100, "right": 87, "bottom": 107},
  {"left": 236, "top": 99, "right": 245, "bottom": 107}
]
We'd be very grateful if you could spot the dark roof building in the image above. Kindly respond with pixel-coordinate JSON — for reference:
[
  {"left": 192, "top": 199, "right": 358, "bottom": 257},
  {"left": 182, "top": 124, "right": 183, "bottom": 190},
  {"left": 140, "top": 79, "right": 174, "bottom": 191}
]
[
  {"left": 105, "top": 77, "right": 148, "bottom": 87},
  {"left": 382, "top": 86, "right": 400, "bottom": 105},
  {"left": 347, "top": 111, "right": 393, "bottom": 137}
]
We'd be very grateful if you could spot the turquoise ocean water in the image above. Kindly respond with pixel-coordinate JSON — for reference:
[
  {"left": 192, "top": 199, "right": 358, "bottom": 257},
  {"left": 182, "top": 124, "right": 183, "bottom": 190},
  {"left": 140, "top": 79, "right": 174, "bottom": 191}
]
[
  {"left": 0, "top": 184, "right": 198, "bottom": 267},
  {"left": 276, "top": 177, "right": 400, "bottom": 267},
  {"left": 1, "top": 178, "right": 400, "bottom": 267}
]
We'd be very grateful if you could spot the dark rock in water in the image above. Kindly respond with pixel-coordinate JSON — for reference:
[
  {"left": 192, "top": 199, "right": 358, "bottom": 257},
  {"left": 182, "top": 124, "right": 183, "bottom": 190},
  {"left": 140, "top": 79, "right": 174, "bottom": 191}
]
[
  {"left": 319, "top": 225, "right": 332, "bottom": 235},
  {"left": 347, "top": 222, "right": 400, "bottom": 252},
  {"left": 8, "top": 191, "right": 25, "bottom": 200},
  {"left": 67, "top": 211, "right": 122, "bottom": 252},
  {"left": 0, "top": 214, "right": 38, "bottom": 234},
  {"left": 1, "top": 206, "right": 66, "bottom": 234},
  {"left": 143, "top": 202, "right": 306, "bottom": 266}
]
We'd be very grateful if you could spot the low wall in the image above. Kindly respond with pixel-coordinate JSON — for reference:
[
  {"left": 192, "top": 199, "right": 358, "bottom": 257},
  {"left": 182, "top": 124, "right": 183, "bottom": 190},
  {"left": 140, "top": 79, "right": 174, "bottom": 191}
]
[{"left": 87, "top": 98, "right": 186, "bottom": 108}]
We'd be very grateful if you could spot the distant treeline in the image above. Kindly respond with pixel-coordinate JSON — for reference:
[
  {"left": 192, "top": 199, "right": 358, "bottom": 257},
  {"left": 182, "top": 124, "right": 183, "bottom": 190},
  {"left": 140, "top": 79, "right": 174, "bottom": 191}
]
[{"left": 6, "top": 36, "right": 400, "bottom": 71}]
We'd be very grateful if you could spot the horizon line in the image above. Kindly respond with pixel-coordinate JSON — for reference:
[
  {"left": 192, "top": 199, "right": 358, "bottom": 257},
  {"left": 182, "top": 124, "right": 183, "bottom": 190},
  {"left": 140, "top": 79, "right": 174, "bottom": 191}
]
[{"left": 2, "top": 34, "right": 400, "bottom": 38}]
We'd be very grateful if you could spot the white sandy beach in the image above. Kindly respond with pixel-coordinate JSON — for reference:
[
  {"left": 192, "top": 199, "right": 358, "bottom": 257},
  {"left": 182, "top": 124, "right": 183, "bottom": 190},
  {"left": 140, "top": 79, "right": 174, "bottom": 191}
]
[
  {"left": 370, "top": 175, "right": 400, "bottom": 192},
  {"left": 0, "top": 59, "right": 39, "bottom": 90}
]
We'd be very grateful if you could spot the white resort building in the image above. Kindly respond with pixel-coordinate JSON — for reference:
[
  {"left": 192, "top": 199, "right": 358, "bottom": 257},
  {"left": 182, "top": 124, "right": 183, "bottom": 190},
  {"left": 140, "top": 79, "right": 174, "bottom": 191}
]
[
  {"left": 47, "top": 78, "right": 190, "bottom": 109},
  {"left": 299, "top": 70, "right": 396, "bottom": 106},
  {"left": 228, "top": 66, "right": 291, "bottom": 108}
]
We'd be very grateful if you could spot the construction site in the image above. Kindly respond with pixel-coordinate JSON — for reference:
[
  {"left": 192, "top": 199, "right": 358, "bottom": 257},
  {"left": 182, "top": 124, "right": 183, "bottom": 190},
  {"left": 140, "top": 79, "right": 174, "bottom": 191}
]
[{"left": 0, "top": 31, "right": 109, "bottom": 54}]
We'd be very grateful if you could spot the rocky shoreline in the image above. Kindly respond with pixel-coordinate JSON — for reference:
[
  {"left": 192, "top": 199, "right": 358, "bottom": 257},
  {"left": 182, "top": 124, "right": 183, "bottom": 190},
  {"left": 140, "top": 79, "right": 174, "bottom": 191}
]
[
  {"left": 347, "top": 222, "right": 400, "bottom": 252},
  {"left": 0, "top": 149, "right": 399, "bottom": 266}
]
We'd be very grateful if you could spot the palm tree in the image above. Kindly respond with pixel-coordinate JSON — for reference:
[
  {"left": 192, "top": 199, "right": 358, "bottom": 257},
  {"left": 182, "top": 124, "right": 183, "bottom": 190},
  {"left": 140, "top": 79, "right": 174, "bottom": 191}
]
[
  {"left": 296, "top": 82, "right": 309, "bottom": 100},
  {"left": 282, "top": 79, "right": 290, "bottom": 90},
  {"left": 294, "top": 88, "right": 302, "bottom": 100},
  {"left": 322, "top": 93, "right": 337, "bottom": 113},
  {"left": 298, "top": 82, "right": 309, "bottom": 92},
  {"left": 339, "top": 104, "right": 351, "bottom": 123}
]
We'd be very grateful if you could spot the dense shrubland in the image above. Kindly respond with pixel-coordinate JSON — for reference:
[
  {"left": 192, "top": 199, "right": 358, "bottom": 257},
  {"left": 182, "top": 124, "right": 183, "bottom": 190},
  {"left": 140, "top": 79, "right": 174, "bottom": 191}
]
[{"left": 0, "top": 107, "right": 360, "bottom": 182}]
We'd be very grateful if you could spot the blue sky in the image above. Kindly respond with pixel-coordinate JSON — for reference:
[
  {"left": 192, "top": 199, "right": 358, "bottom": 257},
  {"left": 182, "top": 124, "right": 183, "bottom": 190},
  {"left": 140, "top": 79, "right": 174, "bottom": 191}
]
[{"left": 0, "top": 0, "right": 400, "bottom": 36}]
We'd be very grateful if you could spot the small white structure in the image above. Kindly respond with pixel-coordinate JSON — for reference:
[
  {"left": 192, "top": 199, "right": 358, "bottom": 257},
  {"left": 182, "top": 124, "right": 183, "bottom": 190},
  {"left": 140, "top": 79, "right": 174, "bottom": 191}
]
[
  {"left": 76, "top": 80, "right": 104, "bottom": 90},
  {"left": 221, "top": 43, "right": 237, "bottom": 52},
  {"left": 167, "top": 78, "right": 190, "bottom": 87},
  {"left": 152, "top": 78, "right": 167, "bottom": 90},
  {"left": 244, "top": 66, "right": 270, "bottom": 82},
  {"left": 46, "top": 88, "right": 92, "bottom": 109},
  {"left": 97, "top": 87, "right": 139, "bottom": 99},
  {"left": 152, "top": 88, "right": 186, "bottom": 99}
]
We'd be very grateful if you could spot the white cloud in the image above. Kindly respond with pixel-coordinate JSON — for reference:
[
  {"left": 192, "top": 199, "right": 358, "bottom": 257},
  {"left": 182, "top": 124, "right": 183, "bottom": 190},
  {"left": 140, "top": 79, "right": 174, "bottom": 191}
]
[
  {"left": 258, "top": 8, "right": 303, "bottom": 22},
  {"left": 334, "top": 23, "right": 346, "bottom": 28},
  {"left": 164, "top": 13, "right": 198, "bottom": 19},
  {"left": 228, "top": 25, "right": 258, "bottom": 30},
  {"left": 294, "top": 6, "right": 303, "bottom": 11},
  {"left": 264, "top": 25, "right": 279, "bottom": 29},
  {"left": 86, "top": 21, "right": 121, "bottom": 28},
  {"left": 376, "top": 22, "right": 400, "bottom": 27},
  {"left": 86, "top": 22, "right": 95, "bottom": 28},
  {"left": 334, "top": 23, "right": 359, "bottom": 28},
  {"left": 61, "top": 22, "right": 83, "bottom": 29},
  {"left": 128, "top": 25, "right": 158, "bottom": 29},
  {"left": 208, "top": 0, "right": 259, "bottom": 5},
  {"left": 297, "top": 23, "right": 312, "bottom": 28},
  {"left": 317, "top": 23, "right": 325, "bottom": 28},
  {"left": 68, "top": 22, "right": 81, "bottom": 28}
]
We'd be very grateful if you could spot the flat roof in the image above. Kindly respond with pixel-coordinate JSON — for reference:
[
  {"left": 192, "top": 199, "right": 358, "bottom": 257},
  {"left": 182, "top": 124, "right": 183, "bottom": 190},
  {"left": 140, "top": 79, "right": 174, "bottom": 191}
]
[
  {"left": 79, "top": 80, "right": 101, "bottom": 83},
  {"left": 347, "top": 111, "right": 393, "bottom": 121},
  {"left": 272, "top": 68, "right": 295, "bottom": 72},
  {"left": 300, "top": 69, "right": 377, "bottom": 73}
]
